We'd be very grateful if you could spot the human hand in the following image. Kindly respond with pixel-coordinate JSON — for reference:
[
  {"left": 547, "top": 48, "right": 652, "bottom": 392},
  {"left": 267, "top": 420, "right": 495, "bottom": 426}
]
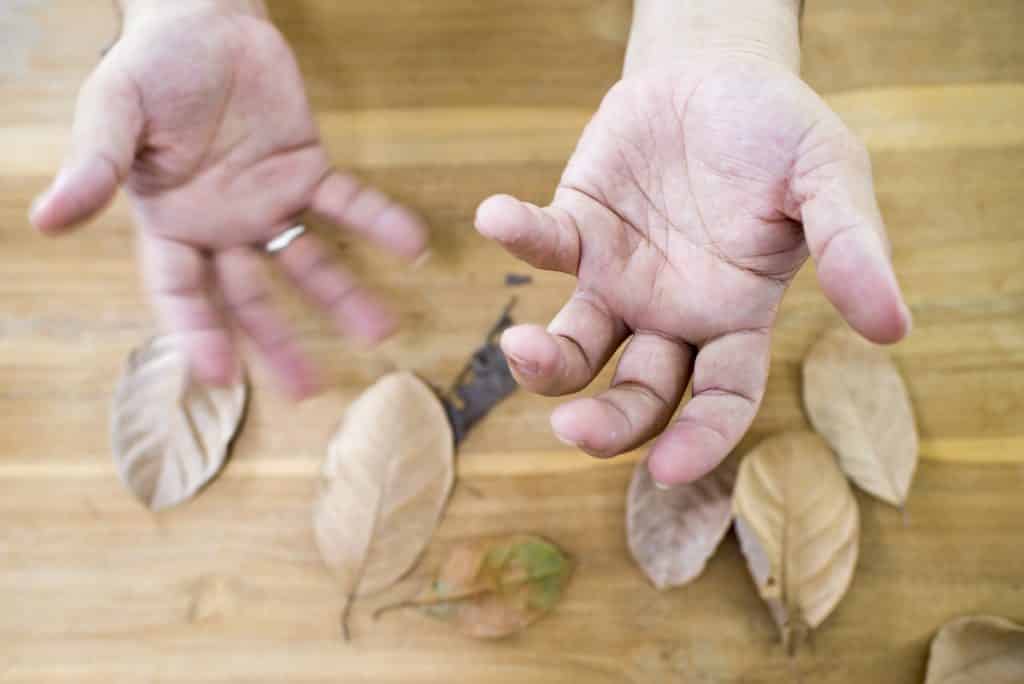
[
  {"left": 475, "top": 0, "right": 910, "bottom": 486},
  {"left": 29, "top": 0, "right": 427, "bottom": 398}
]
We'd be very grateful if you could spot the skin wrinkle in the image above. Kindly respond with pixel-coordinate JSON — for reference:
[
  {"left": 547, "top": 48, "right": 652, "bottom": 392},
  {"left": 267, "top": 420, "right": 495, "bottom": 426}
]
[
  {"left": 675, "top": 77, "right": 724, "bottom": 261},
  {"left": 550, "top": 206, "right": 583, "bottom": 275},
  {"left": 559, "top": 184, "right": 659, "bottom": 270},
  {"left": 195, "top": 18, "right": 241, "bottom": 177}
]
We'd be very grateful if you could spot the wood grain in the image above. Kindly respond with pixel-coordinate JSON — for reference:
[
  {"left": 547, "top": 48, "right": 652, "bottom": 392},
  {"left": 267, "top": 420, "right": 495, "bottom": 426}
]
[{"left": 1, "top": 0, "right": 1022, "bottom": 682}]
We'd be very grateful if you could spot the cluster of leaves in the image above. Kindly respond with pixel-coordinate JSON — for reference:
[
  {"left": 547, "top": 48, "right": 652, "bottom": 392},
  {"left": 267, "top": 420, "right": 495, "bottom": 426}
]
[
  {"left": 110, "top": 308, "right": 557, "bottom": 643},
  {"left": 626, "top": 326, "right": 919, "bottom": 653}
]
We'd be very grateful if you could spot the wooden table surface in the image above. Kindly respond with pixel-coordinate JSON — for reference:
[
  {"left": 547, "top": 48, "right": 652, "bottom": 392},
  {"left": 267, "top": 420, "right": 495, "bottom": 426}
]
[{"left": 2, "top": 1, "right": 1022, "bottom": 682}]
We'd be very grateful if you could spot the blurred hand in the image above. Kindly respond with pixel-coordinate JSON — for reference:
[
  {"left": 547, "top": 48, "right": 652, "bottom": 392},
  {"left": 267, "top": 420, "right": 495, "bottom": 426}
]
[
  {"left": 30, "top": 1, "right": 427, "bottom": 397},
  {"left": 476, "top": 55, "right": 911, "bottom": 485}
]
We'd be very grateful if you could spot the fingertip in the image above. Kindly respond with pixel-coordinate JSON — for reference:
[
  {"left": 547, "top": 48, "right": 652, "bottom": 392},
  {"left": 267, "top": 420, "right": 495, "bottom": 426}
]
[
  {"left": 474, "top": 194, "right": 526, "bottom": 242},
  {"left": 29, "top": 158, "right": 118, "bottom": 235},
  {"left": 550, "top": 398, "right": 624, "bottom": 458},
  {"left": 646, "top": 426, "right": 723, "bottom": 487},
  {"left": 378, "top": 204, "right": 431, "bottom": 262},
  {"left": 186, "top": 337, "right": 239, "bottom": 389},
  {"left": 860, "top": 302, "right": 912, "bottom": 345},
  {"left": 29, "top": 191, "right": 56, "bottom": 234},
  {"left": 817, "top": 230, "right": 913, "bottom": 345},
  {"left": 838, "top": 280, "right": 912, "bottom": 345},
  {"left": 500, "top": 324, "right": 559, "bottom": 379},
  {"left": 344, "top": 296, "right": 398, "bottom": 346}
]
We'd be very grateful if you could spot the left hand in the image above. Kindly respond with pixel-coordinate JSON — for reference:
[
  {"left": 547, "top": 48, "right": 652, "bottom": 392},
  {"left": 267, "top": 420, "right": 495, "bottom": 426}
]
[{"left": 30, "top": 1, "right": 427, "bottom": 398}]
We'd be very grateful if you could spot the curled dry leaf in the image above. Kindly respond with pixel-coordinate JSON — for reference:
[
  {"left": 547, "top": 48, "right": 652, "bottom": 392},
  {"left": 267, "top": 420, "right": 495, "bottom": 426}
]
[
  {"left": 626, "top": 457, "right": 737, "bottom": 590},
  {"left": 379, "top": 535, "right": 573, "bottom": 639},
  {"left": 733, "top": 431, "right": 859, "bottom": 652},
  {"left": 111, "top": 336, "right": 247, "bottom": 511},
  {"left": 441, "top": 299, "right": 518, "bottom": 444},
  {"left": 802, "top": 326, "right": 919, "bottom": 506},
  {"left": 925, "top": 615, "right": 1024, "bottom": 684},
  {"left": 313, "top": 372, "right": 454, "bottom": 639}
]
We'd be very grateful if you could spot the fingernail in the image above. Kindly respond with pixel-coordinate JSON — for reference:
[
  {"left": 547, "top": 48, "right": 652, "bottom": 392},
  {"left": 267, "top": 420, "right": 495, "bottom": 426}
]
[
  {"left": 654, "top": 480, "right": 675, "bottom": 491},
  {"left": 554, "top": 431, "right": 581, "bottom": 449},
  {"left": 412, "top": 249, "right": 433, "bottom": 270},
  {"left": 29, "top": 192, "right": 49, "bottom": 224},
  {"left": 901, "top": 302, "right": 914, "bottom": 335},
  {"left": 506, "top": 353, "right": 540, "bottom": 376}
]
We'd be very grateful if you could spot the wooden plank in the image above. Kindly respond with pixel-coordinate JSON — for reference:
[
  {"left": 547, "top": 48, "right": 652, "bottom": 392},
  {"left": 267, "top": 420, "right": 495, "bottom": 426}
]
[
  {"left": 1, "top": 460, "right": 1022, "bottom": 683},
  {"left": 6, "top": 84, "right": 1023, "bottom": 175}
]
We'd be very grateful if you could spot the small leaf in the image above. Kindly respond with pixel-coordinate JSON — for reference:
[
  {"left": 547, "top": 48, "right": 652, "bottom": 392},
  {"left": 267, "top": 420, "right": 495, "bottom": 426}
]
[
  {"left": 626, "top": 457, "right": 737, "bottom": 590},
  {"left": 926, "top": 615, "right": 1024, "bottom": 684},
  {"left": 380, "top": 535, "right": 573, "bottom": 639},
  {"left": 802, "top": 326, "right": 919, "bottom": 505},
  {"left": 733, "top": 431, "right": 859, "bottom": 652},
  {"left": 441, "top": 300, "right": 518, "bottom": 444},
  {"left": 312, "top": 372, "right": 454, "bottom": 639},
  {"left": 111, "top": 336, "right": 247, "bottom": 511}
]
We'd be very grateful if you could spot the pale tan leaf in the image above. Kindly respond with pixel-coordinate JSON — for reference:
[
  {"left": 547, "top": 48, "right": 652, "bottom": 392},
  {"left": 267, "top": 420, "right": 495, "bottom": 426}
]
[
  {"left": 733, "top": 431, "right": 859, "bottom": 651},
  {"left": 626, "top": 457, "right": 737, "bottom": 590},
  {"left": 313, "top": 372, "right": 454, "bottom": 635},
  {"left": 111, "top": 336, "right": 247, "bottom": 511},
  {"left": 802, "top": 326, "right": 919, "bottom": 505},
  {"left": 926, "top": 615, "right": 1024, "bottom": 684}
]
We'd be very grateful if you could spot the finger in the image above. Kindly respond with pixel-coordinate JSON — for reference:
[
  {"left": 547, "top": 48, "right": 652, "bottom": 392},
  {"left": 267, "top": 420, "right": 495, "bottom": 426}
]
[
  {"left": 475, "top": 194, "right": 581, "bottom": 275},
  {"left": 216, "top": 248, "right": 319, "bottom": 399},
  {"left": 273, "top": 231, "right": 397, "bottom": 344},
  {"left": 500, "top": 290, "right": 628, "bottom": 396},
  {"left": 647, "top": 328, "right": 771, "bottom": 486},
  {"left": 790, "top": 127, "right": 912, "bottom": 344},
  {"left": 550, "top": 332, "right": 695, "bottom": 458},
  {"left": 309, "top": 170, "right": 429, "bottom": 261},
  {"left": 139, "top": 233, "right": 238, "bottom": 387},
  {"left": 31, "top": 56, "right": 143, "bottom": 235}
]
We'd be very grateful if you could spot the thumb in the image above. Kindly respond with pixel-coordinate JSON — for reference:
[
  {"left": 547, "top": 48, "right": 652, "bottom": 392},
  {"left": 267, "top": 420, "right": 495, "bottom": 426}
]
[
  {"left": 790, "top": 124, "right": 912, "bottom": 344},
  {"left": 30, "top": 59, "right": 143, "bottom": 235},
  {"left": 474, "top": 193, "right": 581, "bottom": 275}
]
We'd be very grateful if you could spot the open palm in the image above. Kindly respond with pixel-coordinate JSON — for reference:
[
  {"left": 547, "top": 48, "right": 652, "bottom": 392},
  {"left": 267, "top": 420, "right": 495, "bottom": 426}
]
[
  {"left": 31, "top": 4, "right": 426, "bottom": 397},
  {"left": 477, "top": 56, "right": 910, "bottom": 485}
]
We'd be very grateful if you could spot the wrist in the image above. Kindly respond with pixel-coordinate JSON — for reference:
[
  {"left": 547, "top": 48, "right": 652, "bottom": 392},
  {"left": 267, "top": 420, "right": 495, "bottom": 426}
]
[
  {"left": 624, "top": 0, "right": 802, "bottom": 76},
  {"left": 118, "top": 0, "right": 267, "bottom": 25}
]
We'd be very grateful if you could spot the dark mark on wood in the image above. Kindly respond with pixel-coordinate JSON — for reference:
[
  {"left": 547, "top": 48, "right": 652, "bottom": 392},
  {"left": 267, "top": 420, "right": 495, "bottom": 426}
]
[{"left": 505, "top": 273, "right": 533, "bottom": 287}]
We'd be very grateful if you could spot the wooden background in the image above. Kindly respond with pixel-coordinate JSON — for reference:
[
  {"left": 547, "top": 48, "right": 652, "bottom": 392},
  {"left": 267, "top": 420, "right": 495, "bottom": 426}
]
[{"left": 1, "top": 1, "right": 1022, "bottom": 682}]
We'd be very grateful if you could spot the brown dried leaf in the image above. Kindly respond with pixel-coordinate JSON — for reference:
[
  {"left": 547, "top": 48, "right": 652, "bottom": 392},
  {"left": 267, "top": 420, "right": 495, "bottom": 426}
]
[
  {"left": 733, "top": 431, "right": 859, "bottom": 652},
  {"left": 381, "top": 535, "right": 572, "bottom": 639},
  {"left": 313, "top": 372, "right": 454, "bottom": 638},
  {"left": 926, "top": 615, "right": 1024, "bottom": 684},
  {"left": 111, "top": 336, "right": 247, "bottom": 511},
  {"left": 626, "top": 457, "right": 737, "bottom": 590},
  {"left": 802, "top": 326, "right": 919, "bottom": 505}
]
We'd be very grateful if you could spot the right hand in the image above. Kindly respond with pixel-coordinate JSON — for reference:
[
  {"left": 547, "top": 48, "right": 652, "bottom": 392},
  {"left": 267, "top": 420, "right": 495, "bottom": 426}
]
[
  {"left": 30, "top": 1, "right": 428, "bottom": 398},
  {"left": 476, "top": 53, "right": 910, "bottom": 486}
]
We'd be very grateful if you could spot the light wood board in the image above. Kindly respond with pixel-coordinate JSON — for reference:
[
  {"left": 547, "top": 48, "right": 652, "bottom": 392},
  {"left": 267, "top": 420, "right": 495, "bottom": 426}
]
[{"left": 1, "top": 1, "right": 1022, "bottom": 682}]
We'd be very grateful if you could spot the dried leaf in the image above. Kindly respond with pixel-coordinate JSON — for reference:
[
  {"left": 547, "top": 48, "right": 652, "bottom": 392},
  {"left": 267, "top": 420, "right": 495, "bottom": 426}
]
[
  {"left": 442, "top": 300, "right": 518, "bottom": 444},
  {"left": 380, "top": 535, "right": 572, "bottom": 639},
  {"left": 925, "top": 615, "right": 1024, "bottom": 684},
  {"left": 626, "top": 457, "right": 737, "bottom": 590},
  {"left": 802, "top": 326, "right": 919, "bottom": 505},
  {"left": 733, "top": 431, "right": 859, "bottom": 652},
  {"left": 110, "top": 336, "right": 247, "bottom": 511},
  {"left": 313, "top": 372, "right": 454, "bottom": 638}
]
